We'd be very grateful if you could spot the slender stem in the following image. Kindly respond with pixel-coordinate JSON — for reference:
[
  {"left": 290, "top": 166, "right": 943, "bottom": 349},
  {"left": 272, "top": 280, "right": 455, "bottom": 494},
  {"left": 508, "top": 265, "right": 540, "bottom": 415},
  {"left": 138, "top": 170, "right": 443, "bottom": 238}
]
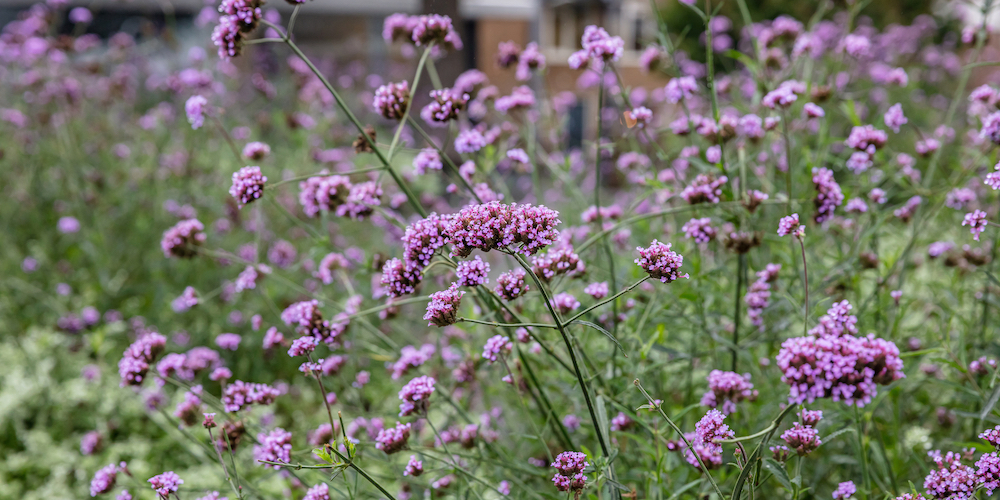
[
  {"left": 271, "top": 165, "right": 385, "bottom": 188},
  {"left": 564, "top": 277, "right": 650, "bottom": 325},
  {"left": 633, "top": 379, "right": 726, "bottom": 499},
  {"left": 212, "top": 115, "right": 243, "bottom": 164},
  {"left": 388, "top": 47, "right": 432, "bottom": 160},
  {"left": 287, "top": 4, "right": 300, "bottom": 36},
  {"left": 855, "top": 407, "right": 871, "bottom": 500},
  {"left": 798, "top": 235, "right": 809, "bottom": 334},
  {"left": 458, "top": 318, "right": 557, "bottom": 329},
  {"left": 309, "top": 354, "right": 338, "bottom": 433},
  {"left": 511, "top": 253, "right": 612, "bottom": 459},
  {"left": 780, "top": 109, "right": 793, "bottom": 214},
  {"left": 330, "top": 448, "right": 399, "bottom": 500},
  {"left": 261, "top": 21, "right": 426, "bottom": 217},
  {"left": 732, "top": 253, "right": 745, "bottom": 372},
  {"left": 207, "top": 427, "right": 244, "bottom": 500}
]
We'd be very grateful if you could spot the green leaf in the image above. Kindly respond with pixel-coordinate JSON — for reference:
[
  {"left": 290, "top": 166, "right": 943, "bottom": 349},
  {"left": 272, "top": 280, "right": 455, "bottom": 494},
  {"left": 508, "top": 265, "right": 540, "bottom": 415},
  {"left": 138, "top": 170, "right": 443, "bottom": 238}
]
[
  {"left": 313, "top": 447, "right": 333, "bottom": 464},
  {"left": 763, "top": 458, "right": 792, "bottom": 490},
  {"left": 595, "top": 396, "right": 611, "bottom": 453},
  {"left": 731, "top": 444, "right": 761, "bottom": 500},
  {"left": 981, "top": 382, "right": 1000, "bottom": 421},
  {"left": 571, "top": 320, "right": 628, "bottom": 357}
]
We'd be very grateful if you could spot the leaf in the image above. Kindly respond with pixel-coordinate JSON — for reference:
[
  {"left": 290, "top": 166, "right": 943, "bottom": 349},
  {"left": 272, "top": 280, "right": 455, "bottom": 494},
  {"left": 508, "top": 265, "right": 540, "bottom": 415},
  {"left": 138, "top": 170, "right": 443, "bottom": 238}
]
[
  {"left": 981, "top": 382, "right": 1000, "bottom": 421},
  {"left": 821, "top": 426, "right": 857, "bottom": 444},
  {"left": 666, "top": 480, "right": 703, "bottom": 500},
  {"left": 595, "top": 396, "right": 611, "bottom": 452},
  {"left": 572, "top": 320, "right": 628, "bottom": 357},
  {"left": 313, "top": 447, "right": 333, "bottom": 464},
  {"left": 763, "top": 458, "right": 792, "bottom": 491}
]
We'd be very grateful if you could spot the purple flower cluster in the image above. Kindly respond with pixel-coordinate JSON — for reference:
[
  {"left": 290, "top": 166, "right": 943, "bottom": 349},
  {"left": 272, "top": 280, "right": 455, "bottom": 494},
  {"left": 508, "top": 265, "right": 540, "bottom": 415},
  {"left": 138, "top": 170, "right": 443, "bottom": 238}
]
[
  {"left": 229, "top": 166, "right": 267, "bottom": 208},
  {"left": 700, "top": 370, "right": 758, "bottom": 414},
  {"left": 550, "top": 292, "right": 581, "bottom": 315},
  {"left": 398, "top": 375, "right": 436, "bottom": 416},
  {"left": 171, "top": 286, "right": 199, "bottom": 312},
  {"left": 884, "top": 103, "right": 908, "bottom": 133},
  {"left": 531, "top": 246, "right": 584, "bottom": 281},
  {"left": 118, "top": 331, "right": 167, "bottom": 387},
  {"left": 455, "top": 129, "right": 487, "bottom": 153},
  {"left": 375, "top": 422, "right": 412, "bottom": 454},
  {"left": 413, "top": 149, "right": 443, "bottom": 175},
  {"left": 894, "top": 196, "right": 923, "bottom": 222},
  {"left": 683, "top": 409, "right": 735, "bottom": 469},
  {"left": 682, "top": 217, "right": 717, "bottom": 244},
  {"left": 303, "top": 484, "right": 330, "bottom": 500},
  {"left": 777, "top": 300, "right": 905, "bottom": 407},
  {"left": 781, "top": 422, "right": 821, "bottom": 455},
  {"left": 161, "top": 219, "right": 206, "bottom": 258},
  {"left": 494, "top": 269, "right": 529, "bottom": 300},
  {"left": 381, "top": 258, "right": 422, "bottom": 298},
  {"left": 211, "top": 0, "right": 262, "bottom": 60},
  {"left": 298, "top": 175, "right": 351, "bottom": 217},
  {"left": 424, "top": 283, "right": 464, "bottom": 327},
  {"left": 281, "top": 300, "right": 335, "bottom": 341},
  {"left": 635, "top": 240, "right": 689, "bottom": 283},
  {"left": 585, "top": 281, "right": 609, "bottom": 299},
  {"left": 762, "top": 80, "right": 804, "bottom": 109},
  {"left": 445, "top": 201, "right": 561, "bottom": 257},
  {"left": 90, "top": 463, "right": 119, "bottom": 496},
  {"left": 482, "top": 335, "right": 513, "bottom": 363},
  {"left": 551, "top": 451, "right": 588, "bottom": 492},
  {"left": 495, "top": 86, "right": 536, "bottom": 114},
  {"left": 404, "top": 455, "right": 424, "bottom": 476},
  {"left": 254, "top": 428, "right": 292, "bottom": 469},
  {"left": 777, "top": 213, "right": 804, "bottom": 238},
  {"left": 746, "top": 264, "right": 780, "bottom": 330},
  {"left": 681, "top": 174, "right": 728, "bottom": 204},
  {"left": 421, "top": 88, "right": 469, "bottom": 125},
  {"left": 221, "top": 380, "right": 280, "bottom": 412},
  {"left": 963, "top": 210, "right": 988, "bottom": 241},
  {"left": 456, "top": 256, "right": 490, "bottom": 287},
  {"left": 373, "top": 81, "right": 410, "bottom": 120},
  {"left": 665, "top": 76, "right": 698, "bottom": 103},
  {"left": 391, "top": 344, "right": 435, "bottom": 380},
  {"left": 845, "top": 125, "right": 888, "bottom": 152},
  {"left": 812, "top": 167, "right": 844, "bottom": 223},
  {"left": 568, "top": 25, "right": 624, "bottom": 69},
  {"left": 383, "top": 13, "right": 462, "bottom": 50},
  {"left": 242, "top": 141, "right": 270, "bottom": 160},
  {"left": 148, "top": 471, "right": 183, "bottom": 498}
]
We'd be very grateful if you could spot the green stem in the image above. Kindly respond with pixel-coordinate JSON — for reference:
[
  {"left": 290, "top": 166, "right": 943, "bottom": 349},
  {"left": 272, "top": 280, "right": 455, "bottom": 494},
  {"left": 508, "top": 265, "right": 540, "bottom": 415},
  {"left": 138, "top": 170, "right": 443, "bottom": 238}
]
[
  {"left": 458, "top": 318, "right": 557, "bottom": 329},
  {"left": 563, "top": 277, "right": 650, "bottom": 325},
  {"left": 387, "top": 47, "right": 432, "bottom": 160},
  {"left": 511, "top": 253, "right": 612, "bottom": 459}
]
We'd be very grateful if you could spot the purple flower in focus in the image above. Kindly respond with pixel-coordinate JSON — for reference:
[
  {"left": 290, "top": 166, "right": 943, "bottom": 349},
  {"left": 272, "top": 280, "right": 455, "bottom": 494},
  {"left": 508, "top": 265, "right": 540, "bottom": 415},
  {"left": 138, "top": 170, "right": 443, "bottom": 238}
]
[
  {"left": 635, "top": 240, "right": 688, "bottom": 283},
  {"left": 963, "top": 210, "right": 989, "bottom": 241},
  {"left": 229, "top": 166, "right": 267, "bottom": 208},
  {"left": 398, "top": 375, "right": 436, "bottom": 416},
  {"left": 148, "top": 471, "right": 183, "bottom": 498},
  {"left": 254, "top": 428, "right": 292, "bottom": 469}
]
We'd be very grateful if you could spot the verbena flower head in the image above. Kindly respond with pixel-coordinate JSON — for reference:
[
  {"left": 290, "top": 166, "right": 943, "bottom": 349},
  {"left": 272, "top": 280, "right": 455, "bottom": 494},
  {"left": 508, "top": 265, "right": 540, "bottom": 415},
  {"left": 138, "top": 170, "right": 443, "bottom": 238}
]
[
  {"left": 977, "top": 452, "right": 1000, "bottom": 496},
  {"left": 568, "top": 25, "right": 623, "bottom": 68},
  {"left": 410, "top": 14, "right": 463, "bottom": 50},
  {"left": 777, "top": 214, "right": 804, "bottom": 238},
  {"left": 681, "top": 174, "right": 728, "bottom": 204},
  {"left": 781, "top": 422, "right": 821, "bottom": 455},
  {"left": 303, "top": 483, "right": 330, "bottom": 500},
  {"left": 682, "top": 217, "right": 717, "bottom": 244},
  {"left": 336, "top": 181, "right": 382, "bottom": 220},
  {"left": 375, "top": 422, "right": 412, "bottom": 454},
  {"left": 832, "top": 481, "right": 856, "bottom": 499},
  {"left": 551, "top": 451, "right": 588, "bottom": 492},
  {"left": 894, "top": 196, "right": 922, "bottom": 223},
  {"left": 665, "top": 76, "right": 698, "bottom": 103},
  {"left": 172, "top": 286, "right": 199, "bottom": 312},
  {"left": 185, "top": 95, "right": 208, "bottom": 129},
  {"left": 762, "top": 80, "right": 804, "bottom": 109},
  {"left": 242, "top": 141, "right": 270, "bottom": 160},
  {"left": 981, "top": 111, "right": 1000, "bottom": 145},
  {"left": 799, "top": 409, "right": 823, "bottom": 427},
  {"left": 373, "top": 81, "right": 410, "bottom": 120},
  {"left": 550, "top": 292, "right": 580, "bottom": 315},
  {"left": 91, "top": 463, "right": 119, "bottom": 496},
  {"left": 404, "top": 455, "right": 424, "bottom": 476},
  {"left": 413, "top": 149, "right": 443, "bottom": 175},
  {"left": 422, "top": 88, "right": 469, "bottom": 125},
  {"left": 884, "top": 103, "right": 908, "bottom": 133},
  {"left": 445, "top": 202, "right": 560, "bottom": 257},
  {"left": 635, "top": 240, "right": 689, "bottom": 283},
  {"left": 398, "top": 375, "right": 436, "bottom": 416},
  {"left": 254, "top": 428, "right": 292, "bottom": 469},
  {"left": 455, "top": 129, "right": 487, "bottom": 153},
  {"left": 777, "top": 301, "right": 904, "bottom": 406},
  {"left": 424, "top": 283, "right": 464, "bottom": 327},
  {"left": 118, "top": 332, "right": 167, "bottom": 387},
  {"left": 924, "top": 450, "right": 978, "bottom": 499},
  {"left": 963, "top": 210, "right": 988, "bottom": 241},
  {"left": 701, "top": 370, "right": 757, "bottom": 414},
  {"left": 812, "top": 167, "right": 844, "bottom": 223},
  {"left": 401, "top": 213, "right": 450, "bottom": 271},
  {"left": 980, "top": 426, "right": 1000, "bottom": 447},
  {"left": 684, "top": 409, "right": 735, "bottom": 469},
  {"left": 456, "top": 256, "right": 490, "bottom": 287},
  {"left": 585, "top": 281, "right": 609, "bottom": 299},
  {"left": 494, "top": 269, "right": 529, "bottom": 300},
  {"left": 516, "top": 42, "right": 545, "bottom": 80},
  {"left": 391, "top": 344, "right": 435, "bottom": 380},
  {"left": 222, "top": 380, "right": 280, "bottom": 412},
  {"left": 148, "top": 471, "right": 183, "bottom": 498},
  {"left": 229, "top": 166, "right": 267, "bottom": 208},
  {"left": 845, "top": 125, "right": 888, "bottom": 152},
  {"left": 531, "top": 246, "right": 584, "bottom": 281},
  {"left": 280, "top": 300, "right": 333, "bottom": 339},
  {"left": 495, "top": 85, "right": 536, "bottom": 113},
  {"left": 161, "top": 219, "right": 206, "bottom": 258},
  {"left": 482, "top": 335, "right": 513, "bottom": 363}
]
